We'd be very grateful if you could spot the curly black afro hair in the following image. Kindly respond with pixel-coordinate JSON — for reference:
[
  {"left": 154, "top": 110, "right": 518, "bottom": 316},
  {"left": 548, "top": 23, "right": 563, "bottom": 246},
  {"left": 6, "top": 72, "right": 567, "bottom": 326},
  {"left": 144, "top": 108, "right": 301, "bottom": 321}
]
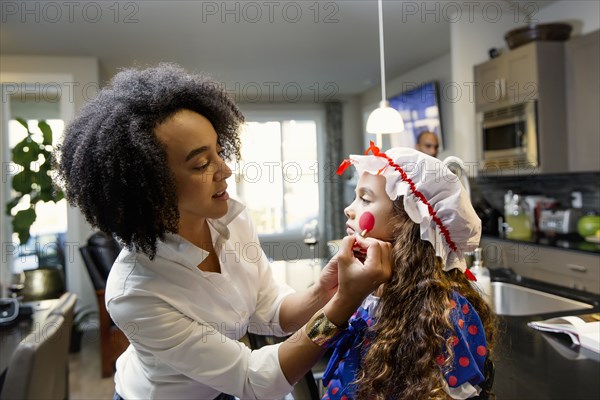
[{"left": 54, "top": 63, "right": 243, "bottom": 258}]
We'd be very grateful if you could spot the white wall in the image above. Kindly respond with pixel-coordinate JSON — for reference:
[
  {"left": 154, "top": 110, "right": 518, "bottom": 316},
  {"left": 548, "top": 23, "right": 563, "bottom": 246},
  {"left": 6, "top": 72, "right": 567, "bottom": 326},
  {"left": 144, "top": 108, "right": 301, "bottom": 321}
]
[
  {"left": 1, "top": 55, "right": 99, "bottom": 311},
  {"left": 449, "top": 6, "right": 521, "bottom": 165},
  {"left": 536, "top": 0, "right": 600, "bottom": 35},
  {"left": 339, "top": 95, "right": 364, "bottom": 156}
]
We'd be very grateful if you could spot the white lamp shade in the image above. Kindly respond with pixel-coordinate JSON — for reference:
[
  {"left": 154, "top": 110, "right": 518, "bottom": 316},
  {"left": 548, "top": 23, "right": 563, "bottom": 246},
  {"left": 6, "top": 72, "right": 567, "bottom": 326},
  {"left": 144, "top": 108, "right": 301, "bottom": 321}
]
[{"left": 366, "top": 104, "right": 405, "bottom": 134}]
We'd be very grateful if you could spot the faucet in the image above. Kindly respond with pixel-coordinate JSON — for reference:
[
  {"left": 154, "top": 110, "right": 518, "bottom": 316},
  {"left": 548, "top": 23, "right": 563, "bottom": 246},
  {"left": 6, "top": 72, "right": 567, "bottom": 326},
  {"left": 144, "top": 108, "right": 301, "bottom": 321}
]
[{"left": 442, "top": 156, "right": 471, "bottom": 197}]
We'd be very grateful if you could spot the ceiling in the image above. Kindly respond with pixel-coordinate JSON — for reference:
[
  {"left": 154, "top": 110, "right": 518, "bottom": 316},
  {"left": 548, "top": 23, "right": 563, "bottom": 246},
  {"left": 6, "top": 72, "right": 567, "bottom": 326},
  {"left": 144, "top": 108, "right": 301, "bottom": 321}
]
[{"left": 1, "top": 0, "right": 556, "bottom": 99}]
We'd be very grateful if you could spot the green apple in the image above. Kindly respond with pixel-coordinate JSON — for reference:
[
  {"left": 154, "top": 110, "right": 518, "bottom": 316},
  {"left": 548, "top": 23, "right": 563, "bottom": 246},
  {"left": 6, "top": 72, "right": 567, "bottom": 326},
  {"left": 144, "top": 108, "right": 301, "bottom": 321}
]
[{"left": 577, "top": 215, "right": 600, "bottom": 237}]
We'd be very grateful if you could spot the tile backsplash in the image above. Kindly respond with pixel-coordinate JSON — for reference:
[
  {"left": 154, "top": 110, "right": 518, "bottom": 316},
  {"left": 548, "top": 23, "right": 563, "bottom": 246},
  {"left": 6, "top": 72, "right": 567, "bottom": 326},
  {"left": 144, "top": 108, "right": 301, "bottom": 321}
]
[{"left": 471, "top": 172, "right": 600, "bottom": 215}]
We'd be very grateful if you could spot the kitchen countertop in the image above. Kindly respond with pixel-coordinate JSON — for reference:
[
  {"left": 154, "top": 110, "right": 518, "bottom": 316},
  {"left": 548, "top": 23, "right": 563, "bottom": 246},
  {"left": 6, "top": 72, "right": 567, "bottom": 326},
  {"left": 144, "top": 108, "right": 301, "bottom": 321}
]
[
  {"left": 491, "top": 272, "right": 600, "bottom": 399},
  {"left": 494, "top": 313, "right": 600, "bottom": 399}
]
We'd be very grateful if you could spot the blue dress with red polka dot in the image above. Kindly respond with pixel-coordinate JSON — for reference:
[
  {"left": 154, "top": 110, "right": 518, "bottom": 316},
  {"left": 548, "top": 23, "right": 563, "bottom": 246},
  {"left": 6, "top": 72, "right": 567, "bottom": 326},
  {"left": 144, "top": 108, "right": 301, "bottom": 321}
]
[
  {"left": 320, "top": 291, "right": 488, "bottom": 400},
  {"left": 438, "top": 291, "right": 488, "bottom": 390}
]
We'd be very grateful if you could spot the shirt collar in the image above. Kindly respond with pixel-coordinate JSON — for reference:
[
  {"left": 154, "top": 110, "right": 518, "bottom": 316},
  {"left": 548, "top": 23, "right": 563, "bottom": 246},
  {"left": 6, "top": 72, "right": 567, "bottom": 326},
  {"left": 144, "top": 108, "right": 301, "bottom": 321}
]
[{"left": 154, "top": 198, "right": 246, "bottom": 270}]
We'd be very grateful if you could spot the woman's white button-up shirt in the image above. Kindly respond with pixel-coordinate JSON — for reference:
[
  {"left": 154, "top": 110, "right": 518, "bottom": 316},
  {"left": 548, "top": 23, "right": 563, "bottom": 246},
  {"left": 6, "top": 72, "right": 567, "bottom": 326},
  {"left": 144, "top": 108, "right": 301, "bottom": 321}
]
[{"left": 106, "top": 199, "right": 295, "bottom": 399}]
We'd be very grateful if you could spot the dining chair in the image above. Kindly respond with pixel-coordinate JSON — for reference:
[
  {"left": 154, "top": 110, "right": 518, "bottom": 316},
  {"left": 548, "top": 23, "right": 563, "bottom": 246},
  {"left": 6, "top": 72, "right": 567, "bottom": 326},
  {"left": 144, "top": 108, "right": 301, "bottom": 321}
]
[
  {"left": 48, "top": 292, "right": 78, "bottom": 399},
  {"left": 49, "top": 292, "right": 78, "bottom": 325},
  {"left": 0, "top": 313, "right": 71, "bottom": 400},
  {"left": 79, "top": 232, "right": 129, "bottom": 377}
]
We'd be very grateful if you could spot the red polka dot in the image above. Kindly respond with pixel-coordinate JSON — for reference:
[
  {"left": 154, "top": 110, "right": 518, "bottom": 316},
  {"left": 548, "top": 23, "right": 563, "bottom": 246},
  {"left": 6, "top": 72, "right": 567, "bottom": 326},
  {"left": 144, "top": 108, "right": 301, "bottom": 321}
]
[
  {"left": 459, "top": 356, "right": 470, "bottom": 367},
  {"left": 367, "top": 318, "right": 373, "bottom": 326},
  {"left": 450, "top": 300, "right": 457, "bottom": 309},
  {"left": 468, "top": 325, "right": 479, "bottom": 335},
  {"left": 341, "top": 396, "right": 349, "bottom": 400},
  {"left": 332, "top": 387, "right": 339, "bottom": 395},
  {"left": 462, "top": 304, "right": 470, "bottom": 314},
  {"left": 450, "top": 335, "right": 459, "bottom": 346},
  {"left": 448, "top": 375, "right": 458, "bottom": 387},
  {"left": 477, "top": 345, "right": 487, "bottom": 356},
  {"left": 436, "top": 354, "right": 445, "bottom": 365},
  {"left": 458, "top": 319, "right": 464, "bottom": 329}
]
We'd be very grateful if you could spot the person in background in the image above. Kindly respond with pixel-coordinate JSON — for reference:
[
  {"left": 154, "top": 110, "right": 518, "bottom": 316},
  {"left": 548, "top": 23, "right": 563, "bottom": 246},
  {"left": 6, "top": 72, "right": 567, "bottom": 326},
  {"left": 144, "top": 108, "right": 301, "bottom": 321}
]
[
  {"left": 416, "top": 130, "right": 440, "bottom": 158},
  {"left": 54, "top": 63, "right": 392, "bottom": 400},
  {"left": 325, "top": 143, "right": 497, "bottom": 400}
]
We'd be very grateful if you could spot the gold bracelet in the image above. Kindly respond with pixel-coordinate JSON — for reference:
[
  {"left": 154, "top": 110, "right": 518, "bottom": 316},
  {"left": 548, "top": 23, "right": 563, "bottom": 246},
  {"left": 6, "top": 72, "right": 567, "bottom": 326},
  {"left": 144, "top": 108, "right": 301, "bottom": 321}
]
[{"left": 305, "top": 310, "right": 346, "bottom": 349}]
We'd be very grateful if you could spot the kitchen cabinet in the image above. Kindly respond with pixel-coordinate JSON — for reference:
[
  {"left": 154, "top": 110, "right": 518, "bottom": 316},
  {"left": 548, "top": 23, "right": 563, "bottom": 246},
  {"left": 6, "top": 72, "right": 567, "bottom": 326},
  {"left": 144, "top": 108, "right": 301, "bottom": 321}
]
[
  {"left": 474, "top": 42, "right": 568, "bottom": 173},
  {"left": 474, "top": 41, "right": 565, "bottom": 112},
  {"left": 565, "top": 30, "right": 600, "bottom": 172},
  {"left": 480, "top": 236, "right": 600, "bottom": 295},
  {"left": 530, "top": 246, "right": 600, "bottom": 294}
]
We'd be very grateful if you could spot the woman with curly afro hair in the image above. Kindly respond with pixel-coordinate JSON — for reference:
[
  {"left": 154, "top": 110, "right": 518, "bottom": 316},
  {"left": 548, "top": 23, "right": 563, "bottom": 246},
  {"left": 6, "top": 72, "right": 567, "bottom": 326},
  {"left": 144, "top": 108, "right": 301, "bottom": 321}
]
[
  {"left": 322, "top": 143, "right": 498, "bottom": 400},
  {"left": 54, "top": 63, "right": 393, "bottom": 400}
]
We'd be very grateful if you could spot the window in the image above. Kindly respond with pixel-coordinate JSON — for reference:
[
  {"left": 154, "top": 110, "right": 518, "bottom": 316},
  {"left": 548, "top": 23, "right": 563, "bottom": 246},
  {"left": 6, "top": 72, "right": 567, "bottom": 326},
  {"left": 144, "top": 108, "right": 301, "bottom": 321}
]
[
  {"left": 4, "top": 94, "right": 67, "bottom": 273},
  {"left": 228, "top": 119, "right": 320, "bottom": 235}
]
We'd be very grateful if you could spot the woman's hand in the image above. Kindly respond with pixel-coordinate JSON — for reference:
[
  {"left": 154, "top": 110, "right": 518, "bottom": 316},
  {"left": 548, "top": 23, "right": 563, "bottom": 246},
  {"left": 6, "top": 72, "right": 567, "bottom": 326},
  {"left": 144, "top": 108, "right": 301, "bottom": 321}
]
[
  {"left": 315, "top": 254, "right": 340, "bottom": 301},
  {"left": 323, "top": 235, "right": 392, "bottom": 326},
  {"left": 337, "top": 235, "right": 392, "bottom": 299}
]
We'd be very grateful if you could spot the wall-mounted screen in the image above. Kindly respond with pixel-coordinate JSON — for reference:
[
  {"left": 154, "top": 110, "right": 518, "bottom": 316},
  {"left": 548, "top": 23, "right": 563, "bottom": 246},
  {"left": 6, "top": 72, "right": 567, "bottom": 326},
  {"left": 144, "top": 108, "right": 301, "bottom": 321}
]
[{"left": 388, "top": 80, "right": 444, "bottom": 151}]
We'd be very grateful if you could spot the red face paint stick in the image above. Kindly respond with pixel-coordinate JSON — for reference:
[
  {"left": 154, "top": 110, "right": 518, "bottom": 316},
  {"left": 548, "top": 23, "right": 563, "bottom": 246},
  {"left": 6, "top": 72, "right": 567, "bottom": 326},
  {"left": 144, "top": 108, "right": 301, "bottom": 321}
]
[{"left": 358, "top": 211, "right": 375, "bottom": 237}]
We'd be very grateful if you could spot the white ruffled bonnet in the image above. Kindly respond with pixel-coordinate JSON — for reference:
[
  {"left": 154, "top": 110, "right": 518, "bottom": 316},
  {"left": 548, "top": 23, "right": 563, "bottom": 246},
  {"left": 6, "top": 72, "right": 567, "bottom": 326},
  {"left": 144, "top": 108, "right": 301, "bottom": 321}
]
[{"left": 338, "top": 143, "right": 481, "bottom": 277}]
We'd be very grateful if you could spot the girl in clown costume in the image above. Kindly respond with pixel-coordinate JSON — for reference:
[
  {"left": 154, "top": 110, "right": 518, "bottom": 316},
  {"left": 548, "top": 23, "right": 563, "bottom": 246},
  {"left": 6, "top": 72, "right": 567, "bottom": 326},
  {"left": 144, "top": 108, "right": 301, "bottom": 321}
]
[{"left": 323, "top": 143, "right": 498, "bottom": 400}]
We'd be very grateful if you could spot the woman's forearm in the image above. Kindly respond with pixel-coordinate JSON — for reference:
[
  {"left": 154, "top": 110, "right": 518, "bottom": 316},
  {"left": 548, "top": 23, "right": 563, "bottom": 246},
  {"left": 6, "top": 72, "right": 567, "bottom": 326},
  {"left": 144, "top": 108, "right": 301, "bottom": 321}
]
[
  {"left": 277, "top": 282, "right": 333, "bottom": 332},
  {"left": 278, "top": 292, "right": 364, "bottom": 385}
]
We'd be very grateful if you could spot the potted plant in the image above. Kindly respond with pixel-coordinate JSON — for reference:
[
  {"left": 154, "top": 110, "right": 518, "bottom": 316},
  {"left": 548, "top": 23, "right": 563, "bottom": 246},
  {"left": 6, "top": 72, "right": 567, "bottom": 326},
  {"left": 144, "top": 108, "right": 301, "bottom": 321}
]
[{"left": 5, "top": 118, "right": 64, "bottom": 245}]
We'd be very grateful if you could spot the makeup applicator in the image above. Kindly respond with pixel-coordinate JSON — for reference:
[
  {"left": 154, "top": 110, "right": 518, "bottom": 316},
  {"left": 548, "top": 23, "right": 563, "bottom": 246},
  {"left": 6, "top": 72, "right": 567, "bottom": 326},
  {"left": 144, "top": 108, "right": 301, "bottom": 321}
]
[
  {"left": 352, "top": 211, "right": 375, "bottom": 260},
  {"left": 358, "top": 211, "right": 375, "bottom": 237}
]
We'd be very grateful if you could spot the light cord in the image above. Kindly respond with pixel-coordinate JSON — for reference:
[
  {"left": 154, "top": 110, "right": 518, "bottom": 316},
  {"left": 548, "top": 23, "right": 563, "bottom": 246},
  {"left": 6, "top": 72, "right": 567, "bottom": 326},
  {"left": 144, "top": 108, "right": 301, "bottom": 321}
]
[{"left": 377, "top": 0, "right": 386, "bottom": 103}]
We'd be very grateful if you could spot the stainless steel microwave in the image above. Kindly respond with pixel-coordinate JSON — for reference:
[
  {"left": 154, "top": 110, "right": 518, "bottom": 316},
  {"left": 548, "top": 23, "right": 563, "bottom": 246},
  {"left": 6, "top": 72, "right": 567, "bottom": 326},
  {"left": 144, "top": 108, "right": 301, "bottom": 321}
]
[{"left": 479, "top": 101, "right": 538, "bottom": 170}]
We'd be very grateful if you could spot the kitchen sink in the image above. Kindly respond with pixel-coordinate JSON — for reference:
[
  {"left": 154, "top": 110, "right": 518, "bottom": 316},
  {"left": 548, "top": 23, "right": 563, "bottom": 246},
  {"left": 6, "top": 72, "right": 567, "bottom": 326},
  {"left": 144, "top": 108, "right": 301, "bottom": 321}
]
[{"left": 490, "top": 282, "right": 594, "bottom": 316}]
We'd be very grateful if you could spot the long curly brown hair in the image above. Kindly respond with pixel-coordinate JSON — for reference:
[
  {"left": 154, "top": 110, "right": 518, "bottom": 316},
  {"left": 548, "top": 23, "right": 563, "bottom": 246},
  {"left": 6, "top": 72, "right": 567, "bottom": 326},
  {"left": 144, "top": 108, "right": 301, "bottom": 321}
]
[{"left": 353, "top": 198, "right": 497, "bottom": 400}]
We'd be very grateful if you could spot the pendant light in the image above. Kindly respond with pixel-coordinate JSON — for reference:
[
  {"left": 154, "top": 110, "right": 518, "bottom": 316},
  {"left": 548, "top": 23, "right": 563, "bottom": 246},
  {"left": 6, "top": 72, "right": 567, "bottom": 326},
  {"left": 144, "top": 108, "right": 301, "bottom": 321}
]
[{"left": 366, "top": 0, "right": 404, "bottom": 147}]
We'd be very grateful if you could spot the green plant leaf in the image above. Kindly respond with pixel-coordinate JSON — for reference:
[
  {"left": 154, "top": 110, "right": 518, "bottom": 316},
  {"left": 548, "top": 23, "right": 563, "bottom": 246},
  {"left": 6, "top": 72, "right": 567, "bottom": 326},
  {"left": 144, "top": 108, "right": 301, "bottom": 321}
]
[
  {"left": 12, "top": 169, "right": 36, "bottom": 194},
  {"left": 15, "top": 117, "right": 29, "bottom": 130},
  {"left": 38, "top": 186, "right": 55, "bottom": 202},
  {"left": 54, "top": 190, "right": 65, "bottom": 202},
  {"left": 12, "top": 208, "right": 36, "bottom": 244},
  {"left": 12, "top": 139, "right": 39, "bottom": 165},
  {"left": 37, "top": 167, "right": 53, "bottom": 188},
  {"left": 38, "top": 121, "right": 53, "bottom": 145}
]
